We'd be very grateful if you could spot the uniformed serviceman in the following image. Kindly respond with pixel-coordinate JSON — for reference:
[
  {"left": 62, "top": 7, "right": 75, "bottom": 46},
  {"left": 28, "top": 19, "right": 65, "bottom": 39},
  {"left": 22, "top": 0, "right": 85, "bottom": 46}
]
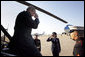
[
  {"left": 70, "top": 30, "right": 84, "bottom": 56},
  {"left": 34, "top": 34, "right": 41, "bottom": 52}
]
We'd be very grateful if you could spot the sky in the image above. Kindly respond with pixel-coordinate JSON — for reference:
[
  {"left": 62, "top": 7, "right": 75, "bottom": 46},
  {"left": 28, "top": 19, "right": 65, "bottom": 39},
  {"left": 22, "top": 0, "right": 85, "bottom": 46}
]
[{"left": 1, "top": 1, "right": 84, "bottom": 36}]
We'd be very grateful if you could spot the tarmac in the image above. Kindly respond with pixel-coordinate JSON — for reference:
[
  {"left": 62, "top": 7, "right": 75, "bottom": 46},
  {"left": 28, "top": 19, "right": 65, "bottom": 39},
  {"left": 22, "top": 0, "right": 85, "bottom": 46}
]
[{"left": 34, "top": 34, "right": 76, "bottom": 56}]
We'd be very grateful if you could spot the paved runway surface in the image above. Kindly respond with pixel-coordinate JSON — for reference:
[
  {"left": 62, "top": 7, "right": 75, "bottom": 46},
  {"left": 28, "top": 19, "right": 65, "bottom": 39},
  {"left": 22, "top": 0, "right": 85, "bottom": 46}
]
[{"left": 34, "top": 34, "right": 75, "bottom": 56}]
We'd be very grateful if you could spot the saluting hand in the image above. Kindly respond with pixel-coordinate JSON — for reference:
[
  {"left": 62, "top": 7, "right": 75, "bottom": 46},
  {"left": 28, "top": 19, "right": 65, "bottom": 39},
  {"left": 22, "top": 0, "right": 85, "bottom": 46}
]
[
  {"left": 34, "top": 13, "right": 38, "bottom": 19},
  {"left": 49, "top": 35, "right": 54, "bottom": 38}
]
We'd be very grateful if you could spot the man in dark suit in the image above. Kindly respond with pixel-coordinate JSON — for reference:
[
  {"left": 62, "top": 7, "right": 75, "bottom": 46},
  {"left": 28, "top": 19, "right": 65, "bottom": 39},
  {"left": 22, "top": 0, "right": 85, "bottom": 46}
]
[
  {"left": 9, "top": 6, "right": 42, "bottom": 56},
  {"left": 34, "top": 34, "right": 41, "bottom": 52},
  {"left": 47, "top": 32, "right": 61, "bottom": 56}
]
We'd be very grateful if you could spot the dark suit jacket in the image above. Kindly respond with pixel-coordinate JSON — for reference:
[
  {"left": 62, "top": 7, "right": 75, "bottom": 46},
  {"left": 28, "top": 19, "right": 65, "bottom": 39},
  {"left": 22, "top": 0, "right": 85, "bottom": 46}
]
[
  {"left": 47, "top": 38, "right": 61, "bottom": 53},
  {"left": 9, "top": 11, "right": 41, "bottom": 56}
]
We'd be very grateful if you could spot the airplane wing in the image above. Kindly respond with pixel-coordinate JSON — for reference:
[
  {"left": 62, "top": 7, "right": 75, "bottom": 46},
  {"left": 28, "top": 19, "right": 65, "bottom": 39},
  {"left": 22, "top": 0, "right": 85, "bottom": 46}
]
[{"left": 32, "top": 32, "right": 45, "bottom": 36}]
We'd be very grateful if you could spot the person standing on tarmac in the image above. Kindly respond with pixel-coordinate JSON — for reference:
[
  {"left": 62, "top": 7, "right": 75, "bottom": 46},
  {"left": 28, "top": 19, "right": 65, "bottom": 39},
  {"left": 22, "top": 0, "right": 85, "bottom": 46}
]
[
  {"left": 34, "top": 34, "right": 41, "bottom": 52},
  {"left": 47, "top": 32, "right": 61, "bottom": 56},
  {"left": 70, "top": 30, "right": 84, "bottom": 56}
]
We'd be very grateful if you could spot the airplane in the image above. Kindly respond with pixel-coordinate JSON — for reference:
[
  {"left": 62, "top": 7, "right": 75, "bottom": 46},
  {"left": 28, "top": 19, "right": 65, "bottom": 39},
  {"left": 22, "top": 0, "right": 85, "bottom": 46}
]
[
  {"left": 32, "top": 32, "right": 45, "bottom": 36},
  {"left": 61, "top": 24, "right": 73, "bottom": 36},
  {"left": 62, "top": 25, "right": 84, "bottom": 36},
  {"left": 3, "top": 1, "right": 84, "bottom": 56},
  {"left": 2, "top": 1, "right": 67, "bottom": 56}
]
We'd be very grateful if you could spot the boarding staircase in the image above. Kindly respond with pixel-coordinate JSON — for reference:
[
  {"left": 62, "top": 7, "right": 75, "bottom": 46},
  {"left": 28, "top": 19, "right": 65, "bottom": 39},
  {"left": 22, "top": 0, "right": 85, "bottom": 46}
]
[{"left": 1, "top": 25, "right": 16, "bottom": 56}]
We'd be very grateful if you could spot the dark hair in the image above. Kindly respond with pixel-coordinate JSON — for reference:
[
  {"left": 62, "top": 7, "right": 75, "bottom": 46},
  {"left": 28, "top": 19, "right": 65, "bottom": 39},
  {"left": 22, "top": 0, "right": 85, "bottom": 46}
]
[
  {"left": 52, "top": 32, "right": 57, "bottom": 35},
  {"left": 52, "top": 32, "right": 57, "bottom": 37}
]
